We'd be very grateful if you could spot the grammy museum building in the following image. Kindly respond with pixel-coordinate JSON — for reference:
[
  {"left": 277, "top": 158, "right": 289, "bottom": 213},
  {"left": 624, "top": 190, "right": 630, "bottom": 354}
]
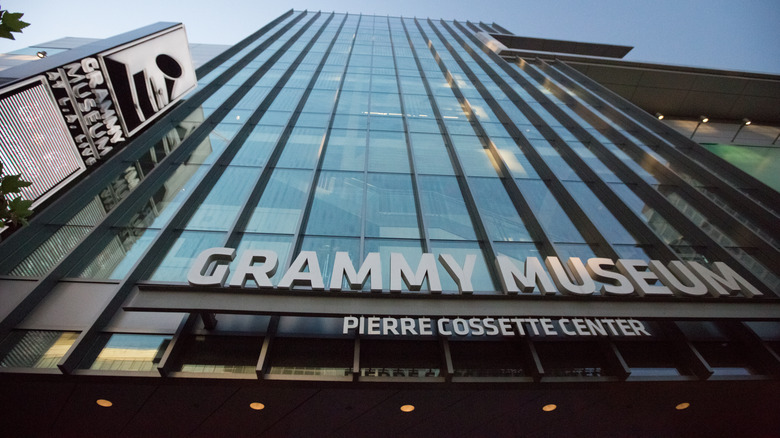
[{"left": 0, "top": 10, "right": 779, "bottom": 436}]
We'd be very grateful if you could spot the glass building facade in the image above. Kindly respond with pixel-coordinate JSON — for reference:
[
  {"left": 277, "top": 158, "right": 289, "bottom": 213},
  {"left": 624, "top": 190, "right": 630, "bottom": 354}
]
[{"left": 0, "top": 10, "right": 778, "bottom": 437}]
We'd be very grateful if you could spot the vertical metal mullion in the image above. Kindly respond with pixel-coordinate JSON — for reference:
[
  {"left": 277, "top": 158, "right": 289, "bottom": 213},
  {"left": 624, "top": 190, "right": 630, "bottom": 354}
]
[
  {"left": 400, "top": 18, "right": 505, "bottom": 294},
  {"left": 550, "top": 60, "right": 780, "bottom": 221},
  {"left": 388, "top": 16, "right": 431, "bottom": 253},
  {"left": 542, "top": 60, "right": 780, "bottom": 242},
  {"left": 0, "top": 11, "right": 311, "bottom": 270},
  {"left": 530, "top": 59, "right": 780, "bottom": 266},
  {"left": 442, "top": 20, "right": 625, "bottom": 262},
  {"left": 359, "top": 19, "right": 374, "bottom": 263},
  {"left": 417, "top": 19, "right": 564, "bottom": 266},
  {"left": 285, "top": 15, "right": 363, "bottom": 269},
  {"left": 452, "top": 20, "right": 678, "bottom": 263},
  {"left": 509, "top": 59, "right": 777, "bottom": 292},
  {"left": 223, "top": 12, "right": 348, "bottom": 258},
  {"left": 53, "top": 12, "right": 328, "bottom": 373}
]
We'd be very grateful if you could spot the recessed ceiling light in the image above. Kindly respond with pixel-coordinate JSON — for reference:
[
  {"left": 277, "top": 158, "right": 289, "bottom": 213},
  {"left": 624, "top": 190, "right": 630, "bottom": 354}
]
[
  {"left": 655, "top": 112, "right": 664, "bottom": 120},
  {"left": 96, "top": 399, "right": 113, "bottom": 408},
  {"left": 249, "top": 402, "right": 265, "bottom": 410},
  {"left": 400, "top": 404, "right": 415, "bottom": 412},
  {"left": 542, "top": 404, "right": 557, "bottom": 412},
  {"left": 675, "top": 402, "right": 690, "bottom": 410}
]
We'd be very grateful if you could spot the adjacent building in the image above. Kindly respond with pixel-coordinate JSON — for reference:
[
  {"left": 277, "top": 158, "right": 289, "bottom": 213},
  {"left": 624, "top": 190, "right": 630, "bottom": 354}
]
[{"left": 0, "top": 10, "right": 778, "bottom": 437}]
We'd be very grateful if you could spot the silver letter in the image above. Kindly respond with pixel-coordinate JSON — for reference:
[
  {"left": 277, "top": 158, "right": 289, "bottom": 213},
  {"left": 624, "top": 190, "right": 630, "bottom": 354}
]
[
  {"left": 279, "top": 251, "right": 324, "bottom": 290},
  {"left": 187, "top": 247, "right": 234, "bottom": 287},
  {"left": 687, "top": 261, "right": 763, "bottom": 298},
  {"left": 330, "top": 252, "right": 382, "bottom": 291},
  {"left": 228, "top": 250, "right": 278, "bottom": 288},
  {"left": 390, "top": 253, "right": 441, "bottom": 293},
  {"left": 496, "top": 256, "right": 556, "bottom": 295},
  {"left": 438, "top": 253, "right": 476, "bottom": 294},
  {"left": 545, "top": 257, "right": 595, "bottom": 296}
]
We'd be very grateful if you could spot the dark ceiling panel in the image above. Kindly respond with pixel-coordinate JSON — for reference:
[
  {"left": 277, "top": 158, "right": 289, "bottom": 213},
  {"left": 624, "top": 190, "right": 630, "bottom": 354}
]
[{"left": 491, "top": 35, "right": 633, "bottom": 59}]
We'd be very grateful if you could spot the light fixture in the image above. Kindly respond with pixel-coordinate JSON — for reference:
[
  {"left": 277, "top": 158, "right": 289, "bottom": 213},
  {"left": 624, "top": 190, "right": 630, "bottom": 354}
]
[
  {"left": 36, "top": 51, "right": 47, "bottom": 58},
  {"left": 655, "top": 112, "right": 664, "bottom": 120},
  {"left": 675, "top": 402, "right": 690, "bottom": 410},
  {"left": 542, "top": 404, "right": 557, "bottom": 412},
  {"left": 96, "top": 399, "right": 113, "bottom": 407},
  {"left": 400, "top": 404, "right": 415, "bottom": 412},
  {"left": 249, "top": 402, "right": 265, "bottom": 410},
  {"left": 690, "top": 116, "right": 709, "bottom": 139},
  {"left": 732, "top": 118, "right": 753, "bottom": 142}
]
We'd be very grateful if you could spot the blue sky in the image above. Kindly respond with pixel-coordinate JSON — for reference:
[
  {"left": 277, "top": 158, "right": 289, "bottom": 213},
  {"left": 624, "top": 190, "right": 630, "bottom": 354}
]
[{"left": 2, "top": 0, "right": 779, "bottom": 74}]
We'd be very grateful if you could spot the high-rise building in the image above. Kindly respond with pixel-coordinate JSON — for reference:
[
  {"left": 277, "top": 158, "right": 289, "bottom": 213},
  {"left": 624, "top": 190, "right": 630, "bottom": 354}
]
[{"left": 0, "top": 10, "right": 778, "bottom": 437}]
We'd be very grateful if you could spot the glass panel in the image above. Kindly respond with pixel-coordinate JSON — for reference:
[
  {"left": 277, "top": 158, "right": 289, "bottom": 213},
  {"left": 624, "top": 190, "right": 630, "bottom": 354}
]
[
  {"left": 147, "top": 231, "right": 226, "bottom": 281},
  {"left": 276, "top": 127, "right": 327, "bottom": 169},
  {"left": 450, "top": 135, "right": 499, "bottom": 177},
  {"left": 0, "top": 331, "right": 79, "bottom": 368},
  {"left": 177, "top": 335, "right": 262, "bottom": 374},
  {"left": 305, "top": 171, "right": 364, "bottom": 237},
  {"left": 71, "top": 227, "right": 159, "bottom": 280},
  {"left": 267, "top": 338, "right": 352, "bottom": 378},
  {"left": 470, "top": 178, "right": 532, "bottom": 242},
  {"left": 418, "top": 175, "right": 476, "bottom": 240},
  {"left": 185, "top": 167, "right": 261, "bottom": 231},
  {"left": 410, "top": 132, "right": 455, "bottom": 175},
  {"left": 87, "top": 334, "right": 171, "bottom": 371},
  {"left": 516, "top": 179, "right": 585, "bottom": 243},
  {"left": 534, "top": 341, "right": 613, "bottom": 377},
  {"left": 230, "top": 124, "right": 285, "bottom": 167},
  {"left": 360, "top": 340, "right": 441, "bottom": 378},
  {"left": 365, "top": 173, "right": 420, "bottom": 239},
  {"left": 449, "top": 341, "right": 526, "bottom": 378},
  {"left": 322, "top": 129, "right": 366, "bottom": 172},
  {"left": 367, "top": 130, "right": 410, "bottom": 173},
  {"left": 245, "top": 169, "right": 312, "bottom": 234},
  {"left": 7, "top": 225, "right": 92, "bottom": 277},
  {"left": 563, "top": 181, "right": 637, "bottom": 245},
  {"left": 616, "top": 341, "right": 687, "bottom": 377}
]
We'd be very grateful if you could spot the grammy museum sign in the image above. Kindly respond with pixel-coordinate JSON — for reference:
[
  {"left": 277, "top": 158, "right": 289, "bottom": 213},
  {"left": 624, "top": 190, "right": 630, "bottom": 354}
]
[{"left": 187, "top": 247, "right": 763, "bottom": 298}]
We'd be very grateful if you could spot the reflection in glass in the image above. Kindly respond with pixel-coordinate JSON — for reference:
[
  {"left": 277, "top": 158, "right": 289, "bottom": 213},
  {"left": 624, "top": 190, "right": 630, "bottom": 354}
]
[
  {"left": 418, "top": 175, "right": 476, "bottom": 240},
  {"left": 245, "top": 169, "right": 312, "bottom": 234},
  {"left": 564, "top": 181, "right": 637, "bottom": 245},
  {"left": 71, "top": 228, "right": 159, "bottom": 279},
  {"left": 367, "top": 130, "right": 410, "bottom": 173},
  {"left": 88, "top": 334, "right": 171, "bottom": 372},
  {"left": 306, "top": 171, "right": 364, "bottom": 237},
  {"left": 0, "top": 331, "right": 79, "bottom": 368},
  {"left": 148, "top": 231, "right": 226, "bottom": 281},
  {"left": 322, "top": 129, "right": 366, "bottom": 171},
  {"left": 177, "top": 335, "right": 262, "bottom": 374},
  {"left": 470, "top": 178, "right": 532, "bottom": 242},
  {"left": 365, "top": 173, "right": 420, "bottom": 239},
  {"left": 185, "top": 166, "right": 262, "bottom": 231},
  {"left": 517, "top": 179, "right": 585, "bottom": 243}
]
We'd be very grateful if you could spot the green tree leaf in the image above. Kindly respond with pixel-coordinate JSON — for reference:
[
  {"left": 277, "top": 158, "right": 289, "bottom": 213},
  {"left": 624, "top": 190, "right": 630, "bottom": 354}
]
[{"left": 0, "top": 9, "right": 30, "bottom": 40}]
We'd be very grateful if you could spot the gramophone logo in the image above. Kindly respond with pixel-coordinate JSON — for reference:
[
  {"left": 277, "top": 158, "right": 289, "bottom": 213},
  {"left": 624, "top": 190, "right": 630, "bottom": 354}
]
[{"left": 99, "top": 26, "right": 197, "bottom": 136}]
